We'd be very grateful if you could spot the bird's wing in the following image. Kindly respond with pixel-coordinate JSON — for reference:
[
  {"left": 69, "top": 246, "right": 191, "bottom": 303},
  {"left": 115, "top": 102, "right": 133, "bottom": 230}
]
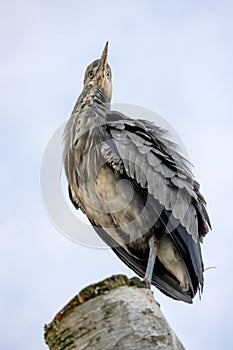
[
  {"left": 104, "top": 111, "right": 211, "bottom": 241},
  {"left": 98, "top": 111, "right": 210, "bottom": 299}
]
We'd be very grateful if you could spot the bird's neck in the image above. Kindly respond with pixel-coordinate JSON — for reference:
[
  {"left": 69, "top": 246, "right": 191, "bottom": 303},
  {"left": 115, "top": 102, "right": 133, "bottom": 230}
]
[
  {"left": 64, "top": 86, "right": 111, "bottom": 162},
  {"left": 72, "top": 85, "right": 111, "bottom": 115}
]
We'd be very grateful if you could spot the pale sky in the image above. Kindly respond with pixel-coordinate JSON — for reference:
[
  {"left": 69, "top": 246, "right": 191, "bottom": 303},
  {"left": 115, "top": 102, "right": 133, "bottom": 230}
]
[{"left": 1, "top": 1, "right": 233, "bottom": 349}]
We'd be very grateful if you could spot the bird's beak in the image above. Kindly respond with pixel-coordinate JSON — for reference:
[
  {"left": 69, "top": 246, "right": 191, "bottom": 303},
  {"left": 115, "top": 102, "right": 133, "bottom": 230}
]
[
  {"left": 93, "top": 41, "right": 112, "bottom": 102},
  {"left": 96, "top": 41, "right": 108, "bottom": 79}
]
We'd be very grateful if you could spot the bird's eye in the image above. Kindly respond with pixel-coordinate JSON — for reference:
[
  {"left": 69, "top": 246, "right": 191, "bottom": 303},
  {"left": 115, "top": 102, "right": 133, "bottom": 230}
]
[
  {"left": 106, "top": 71, "right": 111, "bottom": 78},
  {"left": 88, "top": 71, "right": 94, "bottom": 79}
]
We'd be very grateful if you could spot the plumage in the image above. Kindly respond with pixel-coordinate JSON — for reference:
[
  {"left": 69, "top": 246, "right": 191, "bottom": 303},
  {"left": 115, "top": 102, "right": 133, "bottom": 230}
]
[{"left": 63, "top": 42, "right": 211, "bottom": 303}]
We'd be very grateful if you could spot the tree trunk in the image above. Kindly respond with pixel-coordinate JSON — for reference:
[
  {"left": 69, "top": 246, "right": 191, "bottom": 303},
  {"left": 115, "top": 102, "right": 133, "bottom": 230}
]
[{"left": 44, "top": 275, "right": 185, "bottom": 350}]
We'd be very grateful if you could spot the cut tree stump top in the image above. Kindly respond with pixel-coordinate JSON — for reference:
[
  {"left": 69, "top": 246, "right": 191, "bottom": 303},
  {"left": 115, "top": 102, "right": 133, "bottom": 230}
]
[{"left": 44, "top": 274, "right": 186, "bottom": 350}]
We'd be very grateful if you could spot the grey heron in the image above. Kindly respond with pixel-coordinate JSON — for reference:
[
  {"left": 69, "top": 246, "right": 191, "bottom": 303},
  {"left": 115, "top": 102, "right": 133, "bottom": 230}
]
[{"left": 63, "top": 42, "right": 211, "bottom": 303}]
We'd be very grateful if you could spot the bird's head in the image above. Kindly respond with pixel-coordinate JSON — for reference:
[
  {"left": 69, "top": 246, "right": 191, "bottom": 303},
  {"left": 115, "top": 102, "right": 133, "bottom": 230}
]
[{"left": 83, "top": 42, "right": 112, "bottom": 103}]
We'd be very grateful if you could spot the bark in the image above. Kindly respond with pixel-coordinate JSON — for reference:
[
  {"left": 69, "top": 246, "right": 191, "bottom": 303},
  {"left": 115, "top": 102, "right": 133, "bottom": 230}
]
[{"left": 44, "top": 275, "right": 185, "bottom": 350}]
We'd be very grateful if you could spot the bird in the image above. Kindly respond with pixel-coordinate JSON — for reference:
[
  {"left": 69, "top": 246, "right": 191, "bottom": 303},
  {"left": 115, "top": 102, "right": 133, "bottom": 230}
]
[{"left": 63, "top": 42, "right": 211, "bottom": 303}]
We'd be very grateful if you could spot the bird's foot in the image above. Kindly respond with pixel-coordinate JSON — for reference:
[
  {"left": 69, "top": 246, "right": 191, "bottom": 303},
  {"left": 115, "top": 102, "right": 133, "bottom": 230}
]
[
  {"left": 143, "top": 278, "right": 151, "bottom": 289},
  {"left": 143, "top": 281, "right": 161, "bottom": 307}
]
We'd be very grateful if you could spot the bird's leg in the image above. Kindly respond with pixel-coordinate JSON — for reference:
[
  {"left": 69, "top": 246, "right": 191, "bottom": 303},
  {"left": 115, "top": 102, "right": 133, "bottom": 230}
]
[{"left": 144, "top": 235, "right": 159, "bottom": 288}]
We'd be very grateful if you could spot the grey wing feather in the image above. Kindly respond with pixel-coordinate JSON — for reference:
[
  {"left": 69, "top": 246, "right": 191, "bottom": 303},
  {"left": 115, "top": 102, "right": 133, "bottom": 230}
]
[{"left": 106, "top": 112, "right": 211, "bottom": 241}]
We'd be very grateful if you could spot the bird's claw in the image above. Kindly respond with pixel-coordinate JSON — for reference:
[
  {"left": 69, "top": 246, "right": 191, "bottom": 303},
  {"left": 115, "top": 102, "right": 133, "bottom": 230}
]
[{"left": 143, "top": 278, "right": 151, "bottom": 289}]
